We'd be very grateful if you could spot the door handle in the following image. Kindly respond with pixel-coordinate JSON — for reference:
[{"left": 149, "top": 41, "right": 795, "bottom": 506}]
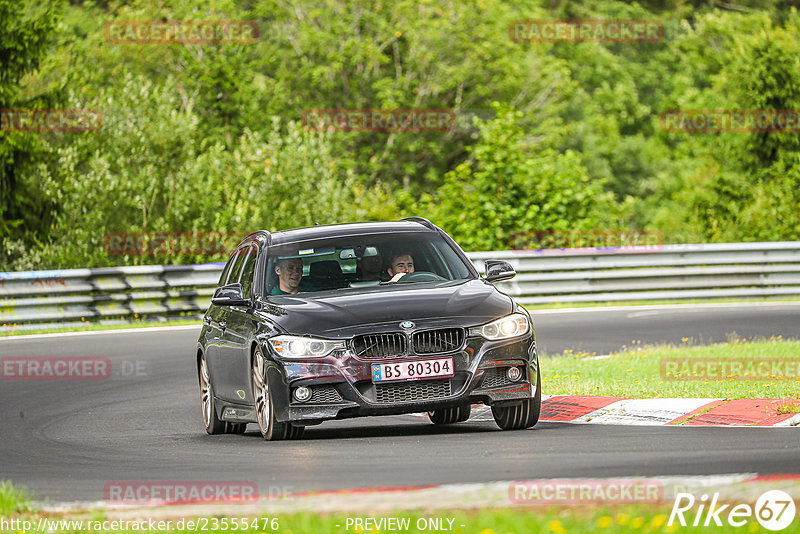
[{"left": 219, "top": 321, "right": 227, "bottom": 330}]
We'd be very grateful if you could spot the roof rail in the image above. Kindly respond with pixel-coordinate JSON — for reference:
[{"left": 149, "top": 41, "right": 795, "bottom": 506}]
[{"left": 402, "top": 217, "right": 437, "bottom": 231}]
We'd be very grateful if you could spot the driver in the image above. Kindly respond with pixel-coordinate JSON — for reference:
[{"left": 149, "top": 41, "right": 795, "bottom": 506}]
[
  {"left": 386, "top": 252, "right": 415, "bottom": 280},
  {"left": 272, "top": 257, "right": 303, "bottom": 295}
]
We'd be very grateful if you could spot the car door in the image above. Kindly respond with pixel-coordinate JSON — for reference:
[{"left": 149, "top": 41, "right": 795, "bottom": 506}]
[
  {"left": 203, "top": 248, "right": 238, "bottom": 370},
  {"left": 216, "top": 243, "right": 258, "bottom": 404},
  {"left": 205, "top": 247, "right": 244, "bottom": 398}
]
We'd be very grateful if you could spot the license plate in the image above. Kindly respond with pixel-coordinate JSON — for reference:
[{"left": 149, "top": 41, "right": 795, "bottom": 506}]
[{"left": 372, "top": 358, "right": 454, "bottom": 382}]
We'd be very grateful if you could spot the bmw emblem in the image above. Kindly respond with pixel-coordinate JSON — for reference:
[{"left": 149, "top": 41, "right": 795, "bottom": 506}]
[{"left": 400, "top": 321, "right": 415, "bottom": 329}]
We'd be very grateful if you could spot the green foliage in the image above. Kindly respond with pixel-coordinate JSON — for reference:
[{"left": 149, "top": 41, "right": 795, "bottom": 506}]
[
  {"left": 3, "top": 0, "right": 800, "bottom": 270},
  {"left": 421, "top": 105, "right": 618, "bottom": 251},
  {"left": 23, "top": 75, "right": 393, "bottom": 268},
  {"left": 644, "top": 9, "right": 800, "bottom": 242},
  {"left": 0, "top": 480, "right": 31, "bottom": 515},
  {"left": 546, "top": 1, "right": 678, "bottom": 201},
  {"left": 246, "top": 0, "right": 572, "bottom": 193},
  {"left": 0, "top": 0, "right": 59, "bottom": 268}
]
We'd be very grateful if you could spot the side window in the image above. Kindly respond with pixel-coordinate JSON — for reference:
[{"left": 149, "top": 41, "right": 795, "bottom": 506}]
[
  {"left": 434, "top": 240, "right": 471, "bottom": 280},
  {"left": 239, "top": 245, "right": 257, "bottom": 299},
  {"left": 264, "top": 256, "right": 275, "bottom": 295},
  {"left": 219, "top": 250, "right": 239, "bottom": 286},
  {"left": 226, "top": 247, "right": 248, "bottom": 286}
]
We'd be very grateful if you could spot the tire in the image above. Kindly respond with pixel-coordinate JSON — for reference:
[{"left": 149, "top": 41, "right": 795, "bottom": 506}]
[
  {"left": 491, "top": 367, "right": 541, "bottom": 431},
  {"left": 252, "top": 347, "right": 304, "bottom": 441},
  {"left": 428, "top": 404, "right": 471, "bottom": 425},
  {"left": 199, "top": 352, "right": 246, "bottom": 435}
]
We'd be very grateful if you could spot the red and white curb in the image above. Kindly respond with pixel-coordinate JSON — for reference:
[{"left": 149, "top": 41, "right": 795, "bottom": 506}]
[
  {"left": 413, "top": 396, "right": 800, "bottom": 426},
  {"left": 539, "top": 395, "right": 800, "bottom": 427}
]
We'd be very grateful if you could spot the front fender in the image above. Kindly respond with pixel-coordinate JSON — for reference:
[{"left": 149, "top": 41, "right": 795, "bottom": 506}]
[{"left": 261, "top": 349, "right": 292, "bottom": 423}]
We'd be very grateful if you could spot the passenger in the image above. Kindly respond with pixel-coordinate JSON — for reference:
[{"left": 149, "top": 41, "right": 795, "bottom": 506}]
[
  {"left": 386, "top": 252, "right": 415, "bottom": 280},
  {"left": 271, "top": 257, "right": 303, "bottom": 295}
]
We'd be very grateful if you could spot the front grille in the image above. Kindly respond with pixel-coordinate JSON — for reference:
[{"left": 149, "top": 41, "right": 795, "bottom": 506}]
[
  {"left": 353, "top": 333, "right": 407, "bottom": 359},
  {"left": 412, "top": 328, "right": 465, "bottom": 354},
  {"left": 309, "top": 385, "right": 343, "bottom": 404},
  {"left": 480, "top": 367, "right": 516, "bottom": 389},
  {"left": 374, "top": 379, "right": 452, "bottom": 404}
]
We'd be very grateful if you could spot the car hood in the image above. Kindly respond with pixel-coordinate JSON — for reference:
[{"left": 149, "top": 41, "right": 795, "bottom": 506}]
[{"left": 258, "top": 279, "right": 514, "bottom": 337}]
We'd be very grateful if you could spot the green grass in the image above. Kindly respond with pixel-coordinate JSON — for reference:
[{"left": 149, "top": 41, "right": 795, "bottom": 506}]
[
  {"left": 2, "top": 479, "right": 794, "bottom": 533},
  {"left": 0, "top": 480, "right": 31, "bottom": 515},
  {"left": 542, "top": 337, "right": 800, "bottom": 400},
  {"left": 525, "top": 296, "right": 800, "bottom": 310},
  {"left": 8, "top": 507, "right": 791, "bottom": 534},
  {"left": 777, "top": 402, "right": 800, "bottom": 414},
  {"left": 0, "top": 319, "right": 200, "bottom": 337}
]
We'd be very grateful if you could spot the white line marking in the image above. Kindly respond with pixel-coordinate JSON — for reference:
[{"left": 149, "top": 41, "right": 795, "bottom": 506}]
[
  {"left": 0, "top": 324, "right": 201, "bottom": 342},
  {"left": 574, "top": 398, "right": 724, "bottom": 426},
  {"left": 531, "top": 301, "right": 800, "bottom": 315},
  {"left": 774, "top": 413, "right": 800, "bottom": 427}
]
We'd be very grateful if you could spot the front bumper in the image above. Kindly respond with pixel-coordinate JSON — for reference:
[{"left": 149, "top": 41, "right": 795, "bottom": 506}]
[{"left": 270, "top": 334, "right": 538, "bottom": 424}]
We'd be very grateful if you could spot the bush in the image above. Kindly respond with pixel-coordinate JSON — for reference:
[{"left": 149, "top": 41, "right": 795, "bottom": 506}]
[
  {"left": 19, "top": 75, "right": 396, "bottom": 268},
  {"left": 419, "top": 104, "right": 619, "bottom": 251}
]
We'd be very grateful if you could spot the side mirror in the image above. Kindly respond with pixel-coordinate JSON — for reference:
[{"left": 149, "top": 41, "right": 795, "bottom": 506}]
[
  {"left": 484, "top": 260, "right": 516, "bottom": 282},
  {"left": 211, "top": 283, "right": 249, "bottom": 306}
]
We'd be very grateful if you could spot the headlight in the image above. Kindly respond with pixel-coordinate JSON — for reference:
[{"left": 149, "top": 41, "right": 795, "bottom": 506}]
[
  {"left": 267, "top": 335, "right": 345, "bottom": 358},
  {"left": 470, "top": 313, "right": 530, "bottom": 340}
]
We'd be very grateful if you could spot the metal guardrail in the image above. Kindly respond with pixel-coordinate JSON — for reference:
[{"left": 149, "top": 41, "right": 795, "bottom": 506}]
[
  {"left": 2, "top": 242, "right": 799, "bottom": 330},
  {"left": 0, "top": 264, "right": 223, "bottom": 331},
  {"left": 469, "top": 242, "right": 800, "bottom": 305}
]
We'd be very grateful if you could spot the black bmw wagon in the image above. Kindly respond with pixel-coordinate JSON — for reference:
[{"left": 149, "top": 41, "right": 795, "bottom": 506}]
[{"left": 196, "top": 217, "right": 540, "bottom": 440}]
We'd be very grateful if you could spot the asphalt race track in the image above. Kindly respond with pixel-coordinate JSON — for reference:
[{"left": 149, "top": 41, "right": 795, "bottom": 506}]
[
  {"left": 534, "top": 302, "right": 800, "bottom": 355},
  {"left": 1, "top": 303, "right": 798, "bottom": 503}
]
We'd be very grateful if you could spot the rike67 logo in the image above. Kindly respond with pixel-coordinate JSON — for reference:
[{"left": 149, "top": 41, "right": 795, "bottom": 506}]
[{"left": 669, "top": 490, "right": 796, "bottom": 531}]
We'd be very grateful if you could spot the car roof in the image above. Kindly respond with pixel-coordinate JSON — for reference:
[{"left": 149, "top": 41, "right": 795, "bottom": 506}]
[{"left": 251, "top": 220, "right": 438, "bottom": 247}]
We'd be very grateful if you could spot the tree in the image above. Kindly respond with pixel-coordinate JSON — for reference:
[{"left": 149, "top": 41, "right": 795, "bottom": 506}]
[
  {"left": 25, "top": 74, "right": 395, "bottom": 268},
  {"left": 645, "top": 10, "right": 800, "bottom": 242},
  {"left": 0, "top": 0, "right": 59, "bottom": 269},
  {"left": 419, "top": 104, "right": 619, "bottom": 251}
]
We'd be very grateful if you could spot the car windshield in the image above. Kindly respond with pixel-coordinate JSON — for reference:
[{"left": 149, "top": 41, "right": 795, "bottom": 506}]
[{"left": 264, "top": 231, "right": 474, "bottom": 296}]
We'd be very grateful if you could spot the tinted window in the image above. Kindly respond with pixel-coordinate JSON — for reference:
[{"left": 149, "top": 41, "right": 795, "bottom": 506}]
[
  {"left": 264, "top": 231, "right": 475, "bottom": 296},
  {"left": 238, "top": 244, "right": 257, "bottom": 299},
  {"left": 219, "top": 250, "right": 239, "bottom": 286},
  {"left": 226, "top": 247, "right": 248, "bottom": 286}
]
